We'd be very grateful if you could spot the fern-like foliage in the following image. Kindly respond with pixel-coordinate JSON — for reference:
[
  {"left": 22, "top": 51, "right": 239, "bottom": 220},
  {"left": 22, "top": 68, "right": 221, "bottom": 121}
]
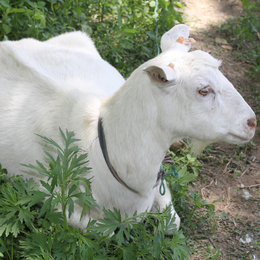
[
  {"left": 22, "top": 128, "right": 97, "bottom": 230},
  {"left": 0, "top": 130, "right": 193, "bottom": 259}
]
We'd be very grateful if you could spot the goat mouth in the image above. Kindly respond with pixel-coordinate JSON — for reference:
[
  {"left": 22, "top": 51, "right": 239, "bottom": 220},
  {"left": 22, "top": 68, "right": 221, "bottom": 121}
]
[{"left": 228, "top": 133, "right": 249, "bottom": 142}]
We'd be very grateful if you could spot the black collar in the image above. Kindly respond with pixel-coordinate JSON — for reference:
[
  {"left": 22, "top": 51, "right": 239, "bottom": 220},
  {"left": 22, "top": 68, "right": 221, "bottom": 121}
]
[
  {"left": 98, "top": 118, "right": 138, "bottom": 194},
  {"left": 97, "top": 118, "right": 175, "bottom": 195}
]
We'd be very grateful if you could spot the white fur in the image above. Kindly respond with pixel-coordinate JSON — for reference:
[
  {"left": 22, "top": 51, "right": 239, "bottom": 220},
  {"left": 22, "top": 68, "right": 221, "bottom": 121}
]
[
  {"left": 0, "top": 26, "right": 256, "bottom": 231},
  {"left": 161, "top": 24, "right": 191, "bottom": 52}
]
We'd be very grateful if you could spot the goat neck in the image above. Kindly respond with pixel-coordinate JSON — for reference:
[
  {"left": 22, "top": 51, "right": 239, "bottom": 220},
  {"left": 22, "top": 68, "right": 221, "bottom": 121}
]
[{"left": 98, "top": 71, "right": 179, "bottom": 195}]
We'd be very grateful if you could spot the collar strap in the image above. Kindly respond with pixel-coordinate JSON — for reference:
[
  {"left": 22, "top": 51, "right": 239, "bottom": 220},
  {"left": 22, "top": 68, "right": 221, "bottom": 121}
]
[
  {"left": 153, "top": 153, "right": 179, "bottom": 195},
  {"left": 98, "top": 118, "right": 138, "bottom": 194},
  {"left": 97, "top": 118, "right": 178, "bottom": 196}
]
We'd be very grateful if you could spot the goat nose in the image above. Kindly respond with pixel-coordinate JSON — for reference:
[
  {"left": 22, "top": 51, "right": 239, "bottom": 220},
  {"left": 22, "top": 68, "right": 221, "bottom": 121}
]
[{"left": 247, "top": 118, "right": 257, "bottom": 128}]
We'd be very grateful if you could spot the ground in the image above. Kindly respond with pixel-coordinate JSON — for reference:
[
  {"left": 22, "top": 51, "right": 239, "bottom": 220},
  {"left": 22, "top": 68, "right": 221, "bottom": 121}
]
[{"left": 181, "top": 0, "right": 260, "bottom": 259}]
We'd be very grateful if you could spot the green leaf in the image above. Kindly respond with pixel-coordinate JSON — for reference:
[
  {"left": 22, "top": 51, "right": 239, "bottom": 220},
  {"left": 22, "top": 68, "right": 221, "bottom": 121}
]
[
  {"left": 251, "top": 24, "right": 258, "bottom": 33},
  {"left": 123, "top": 28, "right": 138, "bottom": 34},
  {"left": 0, "top": 223, "right": 8, "bottom": 237},
  {"left": 71, "top": 192, "right": 97, "bottom": 209},
  {"left": 242, "top": 0, "right": 251, "bottom": 7},
  {"left": 50, "top": 160, "right": 61, "bottom": 184},
  {"left": 153, "top": 230, "right": 161, "bottom": 259},
  {"left": 9, "top": 8, "right": 26, "bottom": 13},
  {"left": 2, "top": 24, "right": 11, "bottom": 35},
  {"left": 121, "top": 245, "right": 136, "bottom": 260},
  {"left": 35, "top": 133, "right": 63, "bottom": 153},
  {"left": 14, "top": 196, "right": 32, "bottom": 206},
  {"left": 220, "top": 212, "right": 230, "bottom": 218},
  {"left": 118, "top": 9, "right": 122, "bottom": 27},
  {"left": 37, "top": 1, "right": 45, "bottom": 7},
  {"left": 50, "top": 197, "right": 60, "bottom": 213},
  {"left": 15, "top": 191, "right": 47, "bottom": 207},
  {"left": 10, "top": 220, "right": 20, "bottom": 237},
  {"left": 60, "top": 128, "right": 80, "bottom": 148},
  {"left": 5, "top": 208, "right": 18, "bottom": 219},
  {"left": 38, "top": 196, "right": 52, "bottom": 218},
  {"left": 146, "top": 31, "right": 155, "bottom": 40},
  {"left": 90, "top": 208, "right": 122, "bottom": 236},
  {"left": 121, "top": 40, "right": 133, "bottom": 50},
  {"left": 116, "top": 224, "right": 131, "bottom": 246},
  {"left": 18, "top": 208, "right": 34, "bottom": 226},
  {"left": 0, "top": 0, "right": 10, "bottom": 8},
  {"left": 213, "top": 198, "right": 223, "bottom": 203},
  {"left": 40, "top": 180, "right": 52, "bottom": 193},
  {"left": 171, "top": 231, "right": 191, "bottom": 258},
  {"left": 43, "top": 150, "right": 56, "bottom": 166},
  {"left": 73, "top": 6, "right": 82, "bottom": 16},
  {"left": 180, "top": 172, "right": 196, "bottom": 184},
  {"left": 68, "top": 184, "right": 77, "bottom": 196},
  {"left": 21, "top": 162, "right": 49, "bottom": 177}
]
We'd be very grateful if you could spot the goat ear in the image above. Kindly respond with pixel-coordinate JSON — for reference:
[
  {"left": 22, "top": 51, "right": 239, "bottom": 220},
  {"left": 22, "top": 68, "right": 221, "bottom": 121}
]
[
  {"left": 160, "top": 24, "right": 195, "bottom": 53},
  {"left": 143, "top": 65, "right": 178, "bottom": 85}
]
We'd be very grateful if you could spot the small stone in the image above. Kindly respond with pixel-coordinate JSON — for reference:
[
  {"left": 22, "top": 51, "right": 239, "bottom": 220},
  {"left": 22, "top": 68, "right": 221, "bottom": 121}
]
[
  {"left": 239, "top": 234, "right": 253, "bottom": 244},
  {"left": 242, "top": 190, "right": 252, "bottom": 200}
]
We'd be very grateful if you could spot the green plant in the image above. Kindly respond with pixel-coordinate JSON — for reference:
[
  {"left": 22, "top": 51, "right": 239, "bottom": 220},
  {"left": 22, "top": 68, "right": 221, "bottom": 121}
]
[
  {"left": 0, "top": 178, "right": 40, "bottom": 237},
  {"left": 205, "top": 245, "right": 222, "bottom": 259},
  {"left": 163, "top": 150, "right": 220, "bottom": 234},
  {"left": 165, "top": 149, "right": 202, "bottom": 182},
  {"left": 0, "top": 129, "right": 96, "bottom": 259},
  {"left": 219, "top": 0, "right": 260, "bottom": 79},
  {"left": 18, "top": 206, "right": 192, "bottom": 259},
  {"left": 0, "top": 130, "right": 222, "bottom": 259},
  {"left": 90, "top": 0, "right": 184, "bottom": 77},
  {"left": 22, "top": 128, "right": 96, "bottom": 231},
  {"left": 0, "top": 0, "right": 184, "bottom": 77},
  {"left": 0, "top": 130, "right": 194, "bottom": 259},
  {"left": 88, "top": 207, "right": 191, "bottom": 259},
  {"left": 0, "top": 173, "right": 46, "bottom": 259},
  {"left": 0, "top": 164, "right": 7, "bottom": 175}
]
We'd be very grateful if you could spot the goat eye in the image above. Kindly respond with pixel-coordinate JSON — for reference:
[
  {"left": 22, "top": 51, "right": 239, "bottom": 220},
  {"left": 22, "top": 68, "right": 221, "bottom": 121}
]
[
  {"left": 198, "top": 89, "right": 209, "bottom": 96},
  {"left": 198, "top": 87, "right": 214, "bottom": 96}
]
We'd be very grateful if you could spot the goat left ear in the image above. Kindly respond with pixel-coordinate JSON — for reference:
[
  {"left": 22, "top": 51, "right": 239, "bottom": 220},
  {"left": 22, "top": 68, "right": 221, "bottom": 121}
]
[{"left": 143, "top": 65, "right": 178, "bottom": 84}]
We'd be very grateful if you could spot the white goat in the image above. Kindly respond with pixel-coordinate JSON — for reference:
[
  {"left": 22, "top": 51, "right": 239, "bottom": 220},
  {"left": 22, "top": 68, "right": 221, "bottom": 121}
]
[{"left": 0, "top": 25, "right": 256, "bottom": 230}]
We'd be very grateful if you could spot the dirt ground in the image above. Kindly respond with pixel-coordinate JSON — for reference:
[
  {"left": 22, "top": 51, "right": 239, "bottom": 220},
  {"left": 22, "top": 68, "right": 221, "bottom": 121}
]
[{"left": 182, "top": 0, "right": 260, "bottom": 259}]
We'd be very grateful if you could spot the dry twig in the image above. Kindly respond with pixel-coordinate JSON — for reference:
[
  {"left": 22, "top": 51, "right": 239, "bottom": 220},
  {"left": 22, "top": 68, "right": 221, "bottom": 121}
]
[
  {"left": 240, "top": 167, "right": 248, "bottom": 178},
  {"left": 224, "top": 187, "right": 231, "bottom": 209},
  {"left": 200, "top": 155, "right": 223, "bottom": 164},
  {"left": 239, "top": 183, "right": 260, "bottom": 189},
  {"left": 222, "top": 157, "right": 232, "bottom": 174},
  {"left": 201, "top": 179, "right": 214, "bottom": 199}
]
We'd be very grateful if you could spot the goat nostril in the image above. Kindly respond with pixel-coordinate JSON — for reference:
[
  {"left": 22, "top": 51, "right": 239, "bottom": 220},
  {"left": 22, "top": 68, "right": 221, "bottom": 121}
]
[{"left": 247, "top": 118, "right": 257, "bottom": 128}]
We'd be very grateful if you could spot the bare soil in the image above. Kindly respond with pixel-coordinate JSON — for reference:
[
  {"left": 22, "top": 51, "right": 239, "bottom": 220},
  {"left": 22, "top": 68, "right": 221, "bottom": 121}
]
[{"left": 182, "top": 0, "right": 260, "bottom": 259}]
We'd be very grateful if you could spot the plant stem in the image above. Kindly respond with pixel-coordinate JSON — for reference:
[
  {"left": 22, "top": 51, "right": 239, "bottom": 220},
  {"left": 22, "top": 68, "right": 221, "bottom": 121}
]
[{"left": 62, "top": 186, "right": 68, "bottom": 230}]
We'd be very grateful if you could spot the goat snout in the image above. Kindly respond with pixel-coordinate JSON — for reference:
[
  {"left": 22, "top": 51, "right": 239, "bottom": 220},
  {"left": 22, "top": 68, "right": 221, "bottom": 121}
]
[{"left": 247, "top": 118, "right": 257, "bottom": 129}]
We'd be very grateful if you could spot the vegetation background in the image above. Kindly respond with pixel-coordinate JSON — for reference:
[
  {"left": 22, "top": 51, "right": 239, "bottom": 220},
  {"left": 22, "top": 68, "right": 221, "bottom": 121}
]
[
  {"left": 0, "top": 0, "right": 259, "bottom": 259},
  {"left": 0, "top": 0, "right": 183, "bottom": 77}
]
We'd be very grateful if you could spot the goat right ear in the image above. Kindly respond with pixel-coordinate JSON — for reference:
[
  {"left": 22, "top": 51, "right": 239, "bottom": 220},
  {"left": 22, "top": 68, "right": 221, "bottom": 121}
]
[
  {"left": 160, "top": 24, "right": 195, "bottom": 52},
  {"left": 143, "top": 65, "right": 179, "bottom": 85}
]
